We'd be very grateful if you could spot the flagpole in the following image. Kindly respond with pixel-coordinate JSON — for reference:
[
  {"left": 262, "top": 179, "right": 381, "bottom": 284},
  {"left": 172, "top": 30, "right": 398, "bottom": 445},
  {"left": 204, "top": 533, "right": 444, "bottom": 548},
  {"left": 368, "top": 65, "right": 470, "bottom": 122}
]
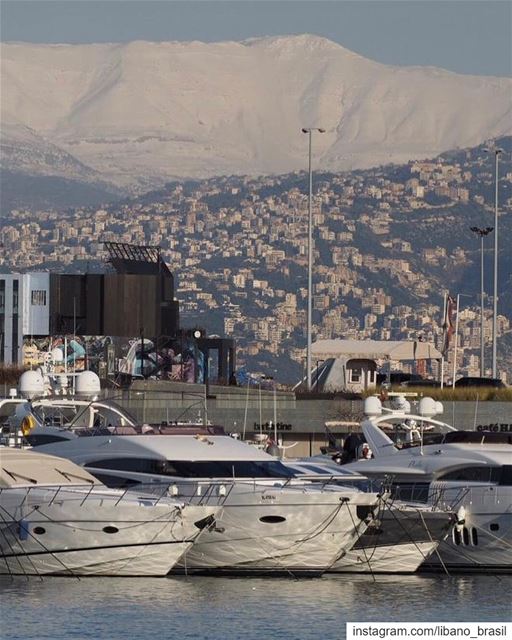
[
  {"left": 452, "top": 294, "right": 460, "bottom": 389},
  {"left": 440, "top": 292, "right": 448, "bottom": 387}
]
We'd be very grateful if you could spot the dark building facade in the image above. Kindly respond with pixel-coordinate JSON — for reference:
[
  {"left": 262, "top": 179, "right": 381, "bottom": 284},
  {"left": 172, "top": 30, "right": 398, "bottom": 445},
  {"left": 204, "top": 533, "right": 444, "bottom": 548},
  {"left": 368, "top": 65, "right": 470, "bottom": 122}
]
[
  {"left": 49, "top": 243, "right": 180, "bottom": 339},
  {"left": 2, "top": 244, "right": 235, "bottom": 385},
  {"left": 49, "top": 272, "right": 179, "bottom": 339}
]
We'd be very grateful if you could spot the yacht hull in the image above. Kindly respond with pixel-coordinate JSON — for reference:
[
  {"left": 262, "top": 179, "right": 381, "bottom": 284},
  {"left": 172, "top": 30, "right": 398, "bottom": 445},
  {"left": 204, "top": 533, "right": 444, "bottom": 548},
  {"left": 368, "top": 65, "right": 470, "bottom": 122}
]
[
  {"left": 0, "top": 541, "right": 193, "bottom": 577},
  {"left": 334, "top": 541, "right": 438, "bottom": 574},
  {"left": 422, "top": 511, "right": 512, "bottom": 573},
  {"left": 329, "top": 506, "right": 454, "bottom": 574},
  {"left": 0, "top": 488, "right": 217, "bottom": 576},
  {"left": 173, "top": 483, "right": 379, "bottom": 575},
  {"left": 419, "top": 483, "right": 512, "bottom": 573}
]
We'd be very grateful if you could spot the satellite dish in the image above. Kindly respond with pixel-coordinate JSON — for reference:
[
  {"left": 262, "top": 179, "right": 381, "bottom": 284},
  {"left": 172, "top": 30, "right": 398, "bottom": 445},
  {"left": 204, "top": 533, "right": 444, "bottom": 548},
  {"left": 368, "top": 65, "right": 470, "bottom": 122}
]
[
  {"left": 19, "top": 371, "right": 45, "bottom": 399},
  {"left": 418, "top": 397, "right": 438, "bottom": 418},
  {"left": 76, "top": 371, "right": 101, "bottom": 398}
]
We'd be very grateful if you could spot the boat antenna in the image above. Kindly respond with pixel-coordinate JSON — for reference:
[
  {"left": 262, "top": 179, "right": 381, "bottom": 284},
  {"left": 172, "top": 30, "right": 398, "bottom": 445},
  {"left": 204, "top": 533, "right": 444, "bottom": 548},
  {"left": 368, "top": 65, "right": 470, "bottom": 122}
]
[
  {"left": 473, "top": 395, "right": 479, "bottom": 429},
  {"left": 73, "top": 297, "right": 76, "bottom": 395},
  {"left": 203, "top": 383, "right": 208, "bottom": 427},
  {"left": 242, "top": 377, "right": 250, "bottom": 441}
]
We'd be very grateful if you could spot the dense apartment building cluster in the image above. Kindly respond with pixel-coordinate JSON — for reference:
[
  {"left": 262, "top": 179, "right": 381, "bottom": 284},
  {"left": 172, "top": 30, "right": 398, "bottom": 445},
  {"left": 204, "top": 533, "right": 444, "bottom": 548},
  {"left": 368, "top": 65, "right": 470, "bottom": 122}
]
[{"left": 1, "top": 145, "right": 511, "bottom": 382}]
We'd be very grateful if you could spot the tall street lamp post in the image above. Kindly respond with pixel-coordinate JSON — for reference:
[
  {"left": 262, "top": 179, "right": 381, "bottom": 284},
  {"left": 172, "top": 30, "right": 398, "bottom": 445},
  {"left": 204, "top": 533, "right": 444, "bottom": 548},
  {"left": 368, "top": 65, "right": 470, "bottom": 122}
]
[
  {"left": 301, "top": 127, "right": 325, "bottom": 391},
  {"left": 470, "top": 226, "right": 493, "bottom": 376},
  {"left": 484, "top": 146, "right": 503, "bottom": 378}
]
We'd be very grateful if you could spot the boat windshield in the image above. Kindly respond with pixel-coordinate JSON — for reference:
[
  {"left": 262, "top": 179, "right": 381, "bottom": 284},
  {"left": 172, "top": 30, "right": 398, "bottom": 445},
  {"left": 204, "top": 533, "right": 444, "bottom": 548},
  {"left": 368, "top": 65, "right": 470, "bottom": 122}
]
[
  {"left": 86, "top": 457, "right": 297, "bottom": 479},
  {"left": 380, "top": 418, "right": 451, "bottom": 449},
  {"left": 28, "top": 400, "right": 137, "bottom": 430},
  {"left": 30, "top": 404, "right": 84, "bottom": 428},
  {"left": 391, "top": 428, "right": 512, "bottom": 450}
]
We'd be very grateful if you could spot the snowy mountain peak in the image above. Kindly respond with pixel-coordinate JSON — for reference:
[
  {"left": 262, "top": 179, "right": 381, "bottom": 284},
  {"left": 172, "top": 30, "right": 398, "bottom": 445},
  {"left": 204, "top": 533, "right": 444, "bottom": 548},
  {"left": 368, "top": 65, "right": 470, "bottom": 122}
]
[
  {"left": 1, "top": 36, "right": 511, "bottom": 188},
  {"left": 243, "top": 33, "right": 348, "bottom": 52}
]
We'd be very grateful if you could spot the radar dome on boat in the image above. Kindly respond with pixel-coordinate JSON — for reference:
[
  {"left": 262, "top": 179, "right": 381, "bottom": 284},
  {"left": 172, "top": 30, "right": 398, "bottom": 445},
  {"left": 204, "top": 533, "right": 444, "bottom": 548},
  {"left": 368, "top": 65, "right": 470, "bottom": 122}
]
[
  {"left": 435, "top": 401, "right": 444, "bottom": 415},
  {"left": 390, "top": 395, "right": 411, "bottom": 413},
  {"left": 418, "top": 397, "right": 438, "bottom": 418},
  {"left": 76, "top": 371, "right": 101, "bottom": 397},
  {"left": 19, "top": 370, "right": 45, "bottom": 399},
  {"left": 364, "top": 396, "right": 382, "bottom": 417}
]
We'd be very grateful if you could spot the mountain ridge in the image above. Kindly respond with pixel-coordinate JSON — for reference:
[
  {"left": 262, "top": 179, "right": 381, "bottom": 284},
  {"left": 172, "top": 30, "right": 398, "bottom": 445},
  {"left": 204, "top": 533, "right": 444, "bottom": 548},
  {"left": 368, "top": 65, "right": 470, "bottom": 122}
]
[{"left": 1, "top": 35, "right": 511, "bottom": 192}]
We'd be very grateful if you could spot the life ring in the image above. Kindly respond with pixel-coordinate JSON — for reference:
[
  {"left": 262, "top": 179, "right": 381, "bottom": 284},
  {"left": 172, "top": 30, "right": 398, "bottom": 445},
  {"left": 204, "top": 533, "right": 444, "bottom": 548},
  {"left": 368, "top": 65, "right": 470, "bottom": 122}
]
[{"left": 21, "top": 415, "right": 36, "bottom": 437}]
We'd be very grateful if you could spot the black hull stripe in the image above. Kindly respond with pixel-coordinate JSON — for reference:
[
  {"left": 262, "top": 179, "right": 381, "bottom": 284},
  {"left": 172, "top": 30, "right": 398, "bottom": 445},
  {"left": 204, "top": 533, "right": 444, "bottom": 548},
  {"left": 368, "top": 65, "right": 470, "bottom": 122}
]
[
  {"left": 170, "top": 568, "right": 324, "bottom": 577},
  {"left": 419, "top": 564, "right": 512, "bottom": 573},
  {"left": 1, "top": 519, "right": 181, "bottom": 525},
  {"left": 1, "top": 539, "right": 192, "bottom": 559}
]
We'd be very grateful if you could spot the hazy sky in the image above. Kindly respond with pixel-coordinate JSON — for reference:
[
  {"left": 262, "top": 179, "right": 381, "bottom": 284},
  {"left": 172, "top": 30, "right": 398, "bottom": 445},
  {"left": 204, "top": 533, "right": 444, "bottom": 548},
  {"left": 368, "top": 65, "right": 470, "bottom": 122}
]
[{"left": 1, "top": 1, "right": 511, "bottom": 77}]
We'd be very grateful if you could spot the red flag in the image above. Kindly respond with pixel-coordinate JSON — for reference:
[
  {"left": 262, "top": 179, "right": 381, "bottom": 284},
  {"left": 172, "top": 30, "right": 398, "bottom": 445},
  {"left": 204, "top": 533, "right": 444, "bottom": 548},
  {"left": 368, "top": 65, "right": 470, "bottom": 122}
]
[{"left": 442, "top": 295, "right": 456, "bottom": 356}]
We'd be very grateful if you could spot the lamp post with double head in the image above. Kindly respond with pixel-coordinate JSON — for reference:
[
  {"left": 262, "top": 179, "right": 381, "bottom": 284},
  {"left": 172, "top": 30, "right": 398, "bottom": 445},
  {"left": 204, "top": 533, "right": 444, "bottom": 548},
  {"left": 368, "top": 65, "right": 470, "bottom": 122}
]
[
  {"left": 470, "top": 226, "right": 493, "bottom": 376},
  {"left": 484, "top": 146, "right": 503, "bottom": 378},
  {"left": 301, "top": 127, "right": 325, "bottom": 391}
]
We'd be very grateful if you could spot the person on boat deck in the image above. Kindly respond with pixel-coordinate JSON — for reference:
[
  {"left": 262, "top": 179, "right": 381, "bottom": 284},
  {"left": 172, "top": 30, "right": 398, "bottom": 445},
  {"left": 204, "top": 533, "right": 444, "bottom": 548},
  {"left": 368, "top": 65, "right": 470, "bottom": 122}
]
[
  {"left": 265, "top": 436, "right": 280, "bottom": 457},
  {"left": 359, "top": 442, "right": 373, "bottom": 460},
  {"left": 339, "top": 432, "right": 364, "bottom": 463}
]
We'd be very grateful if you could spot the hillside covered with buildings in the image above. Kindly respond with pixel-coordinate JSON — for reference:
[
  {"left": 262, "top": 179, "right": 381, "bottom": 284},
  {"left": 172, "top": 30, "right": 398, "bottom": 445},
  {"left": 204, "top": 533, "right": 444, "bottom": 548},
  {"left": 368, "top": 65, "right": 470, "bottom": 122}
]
[{"left": 1, "top": 138, "right": 511, "bottom": 383}]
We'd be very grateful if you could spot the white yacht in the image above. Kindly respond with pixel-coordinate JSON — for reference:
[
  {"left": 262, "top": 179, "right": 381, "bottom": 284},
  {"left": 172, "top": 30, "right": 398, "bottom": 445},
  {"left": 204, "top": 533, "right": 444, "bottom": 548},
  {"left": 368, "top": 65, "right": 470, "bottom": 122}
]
[
  {"left": 284, "top": 459, "right": 455, "bottom": 574},
  {"left": 16, "top": 420, "right": 381, "bottom": 576},
  {"left": 0, "top": 447, "right": 219, "bottom": 576},
  {"left": 1, "top": 371, "right": 385, "bottom": 576},
  {"left": 342, "top": 395, "right": 512, "bottom": 573}
]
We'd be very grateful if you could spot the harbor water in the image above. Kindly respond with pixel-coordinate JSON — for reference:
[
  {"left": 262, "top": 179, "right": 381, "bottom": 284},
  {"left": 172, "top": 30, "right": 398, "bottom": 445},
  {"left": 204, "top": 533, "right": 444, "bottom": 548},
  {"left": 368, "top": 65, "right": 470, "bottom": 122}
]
[{"left": 0, "top": 574, "right": 510, "bottom": 640}]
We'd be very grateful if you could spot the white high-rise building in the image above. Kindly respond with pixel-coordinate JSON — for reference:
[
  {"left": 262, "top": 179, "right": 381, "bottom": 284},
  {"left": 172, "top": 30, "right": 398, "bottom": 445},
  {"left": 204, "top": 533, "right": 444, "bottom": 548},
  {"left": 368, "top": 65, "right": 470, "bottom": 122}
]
[{"left": 0, "top": 273, "right": 50, "bottom": 364}]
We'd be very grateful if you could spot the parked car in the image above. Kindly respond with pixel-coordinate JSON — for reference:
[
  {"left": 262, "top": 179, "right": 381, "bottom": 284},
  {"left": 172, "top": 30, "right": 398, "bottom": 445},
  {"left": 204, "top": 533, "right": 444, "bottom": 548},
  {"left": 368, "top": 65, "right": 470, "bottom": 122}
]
[
  {"left": 376, "top": 372, "right": 424, "bottom": 386},
  {"left": 402, "top": 379, "right": 441, "bottom": 388},
  {"left": 454, "top": 377, "right": 506, "bottom": 388}
]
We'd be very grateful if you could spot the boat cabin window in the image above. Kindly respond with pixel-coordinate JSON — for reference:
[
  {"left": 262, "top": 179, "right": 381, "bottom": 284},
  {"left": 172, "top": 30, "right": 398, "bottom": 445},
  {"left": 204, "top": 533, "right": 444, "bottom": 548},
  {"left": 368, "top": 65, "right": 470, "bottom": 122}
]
[
  {"left": 25, "top": 433, "right": 72, "bottom": 446},
  {"left": 86, "top": 458, "right": 296, "bottom": 479},
  {"left": 438, "top": 466, "right": 505, "bottom": 483},
  {"left": 293, "top": 464, "right": 343, "bottom": 475},
  {"left": 442, "top": 431, "right": 512, "bottom": 445},
  {"left": 500, "top": 465, "right": 512, "bottom": 485},
  {"left": 389, "top": 483, "right": 430, "bottom": 503}
]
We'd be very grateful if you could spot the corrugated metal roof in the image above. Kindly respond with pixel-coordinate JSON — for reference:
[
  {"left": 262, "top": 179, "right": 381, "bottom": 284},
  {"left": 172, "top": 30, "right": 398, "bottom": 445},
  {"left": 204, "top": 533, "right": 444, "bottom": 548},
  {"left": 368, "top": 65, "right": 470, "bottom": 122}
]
[{"left": 311, "top": 339, "right": 442, "bottom": 361}]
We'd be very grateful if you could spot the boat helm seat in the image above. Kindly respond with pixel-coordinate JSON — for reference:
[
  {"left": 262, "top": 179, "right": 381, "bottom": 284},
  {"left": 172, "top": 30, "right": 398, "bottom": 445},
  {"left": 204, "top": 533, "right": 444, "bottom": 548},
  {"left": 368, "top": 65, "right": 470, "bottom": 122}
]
[{"left": 111, "top": 426, "right": 138, "bottom": 435}]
